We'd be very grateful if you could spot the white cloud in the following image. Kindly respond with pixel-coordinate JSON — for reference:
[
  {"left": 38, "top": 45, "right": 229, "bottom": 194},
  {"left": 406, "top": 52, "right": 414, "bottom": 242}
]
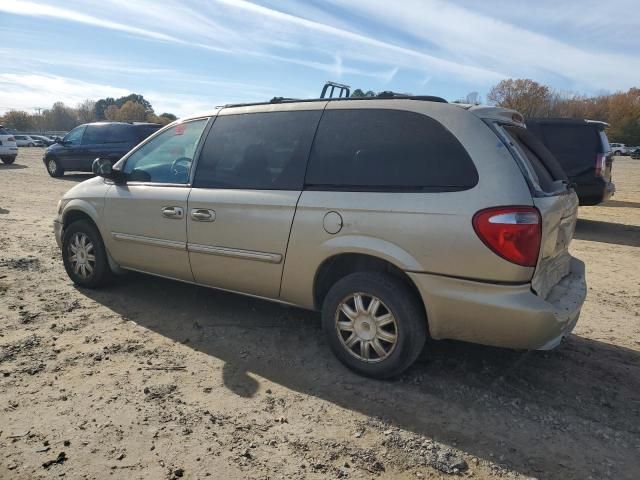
[
  {"left": 325, "top": 0, "right": 640, "bottom": 91},
  {"left": 0, "top": 73, "right": 130, "bottom": 112}
]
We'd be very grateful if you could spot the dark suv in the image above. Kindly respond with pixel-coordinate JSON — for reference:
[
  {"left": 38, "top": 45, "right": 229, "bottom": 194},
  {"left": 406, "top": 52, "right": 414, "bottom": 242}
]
[
  {"left": 525, "top": 118, "right": 614, "bottom": 206},
  {"left": 43, "top": 122, "right": 161, "bottom": 177}
]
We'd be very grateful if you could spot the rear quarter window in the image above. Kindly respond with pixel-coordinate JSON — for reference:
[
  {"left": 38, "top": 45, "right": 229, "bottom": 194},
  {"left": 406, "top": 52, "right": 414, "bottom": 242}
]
[{"left": 305, "top": 109, "right": 478, "bottom": 191}]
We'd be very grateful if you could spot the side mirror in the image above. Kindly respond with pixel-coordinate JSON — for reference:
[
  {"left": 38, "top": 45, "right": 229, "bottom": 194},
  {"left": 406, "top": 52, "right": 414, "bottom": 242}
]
[{"left": 92, "top": 158, "right": 113, "bottom": 177}]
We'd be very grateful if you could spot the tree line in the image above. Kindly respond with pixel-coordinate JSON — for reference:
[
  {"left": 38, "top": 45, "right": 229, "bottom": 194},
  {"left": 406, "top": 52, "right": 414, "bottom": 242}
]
[
  {"left": 357, "top": 79, "right": 639, "bottom": 144},
  {"left": 487, "top": 79, "right": 640, "bottom": 144},
  {"left": 0, "top": 93, "right": 177, "bottom": 133}
]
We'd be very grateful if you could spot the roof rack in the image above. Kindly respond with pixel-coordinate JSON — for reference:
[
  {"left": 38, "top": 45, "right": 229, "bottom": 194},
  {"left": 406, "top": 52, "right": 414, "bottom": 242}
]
[
  {"left": 221, "top": 82, "right": 448, "bottom": 109},
  {"left": 321, "top": 81, "right": 351, "bottom": 99}
]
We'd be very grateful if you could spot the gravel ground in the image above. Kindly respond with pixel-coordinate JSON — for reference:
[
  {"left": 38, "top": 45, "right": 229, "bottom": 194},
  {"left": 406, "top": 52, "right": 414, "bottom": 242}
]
[{"left": 1, "top": 149, "right": 639, "bottom": 480}]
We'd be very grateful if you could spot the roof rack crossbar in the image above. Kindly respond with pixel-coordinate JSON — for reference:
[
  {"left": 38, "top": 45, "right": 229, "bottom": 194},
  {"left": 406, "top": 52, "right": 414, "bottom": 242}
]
[{"left": 321, "top": 81, "right": 350, "bottom": 99}]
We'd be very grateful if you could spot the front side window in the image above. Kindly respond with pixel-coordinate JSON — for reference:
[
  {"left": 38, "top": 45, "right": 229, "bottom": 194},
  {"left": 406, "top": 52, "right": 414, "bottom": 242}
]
[
  {"left": 123, "top": 119, "right": 208, "bottom": 184},
  {"left": 63, "top": 126, "right": 85, "bottom": 145},
  {"left": 193, "top": 110, "right": 322, "bottom": 190},
  {"left": 305, "top": 109, "right": 478, "bottom": 191}
]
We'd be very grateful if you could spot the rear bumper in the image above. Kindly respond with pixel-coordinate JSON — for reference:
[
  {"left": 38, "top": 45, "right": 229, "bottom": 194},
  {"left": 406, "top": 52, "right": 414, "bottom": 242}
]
[{"left": 408, "top": 258, "right": 587, "bottom": 350}]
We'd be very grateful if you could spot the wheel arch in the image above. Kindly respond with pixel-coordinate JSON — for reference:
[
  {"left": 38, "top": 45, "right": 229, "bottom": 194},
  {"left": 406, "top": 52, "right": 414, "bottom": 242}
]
[
  {"left": 61, "top": 205, "right": 122, "bottom": 274},
  {"left": 312, "top": 252, "right": 426, "bottom": 320}
]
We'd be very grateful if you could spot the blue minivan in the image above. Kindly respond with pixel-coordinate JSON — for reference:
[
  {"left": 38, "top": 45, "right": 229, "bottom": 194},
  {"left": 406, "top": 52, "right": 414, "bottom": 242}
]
[{"left": 43, "top": 122, "right": 161, "bottom": 177}]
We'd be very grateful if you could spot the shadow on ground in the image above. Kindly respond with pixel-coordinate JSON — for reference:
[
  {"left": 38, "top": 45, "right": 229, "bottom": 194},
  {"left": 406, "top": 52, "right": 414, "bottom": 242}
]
[
  {"left": 0, "top": 163, "right": 28, "bottom": 170},
  {"left": 574, "top": 218, "right": 640, "bottom": 247},
  {"left": 80, "top": 273, "right": 640, "bottom": 480},
  {"left": 601, "top": 199, "right": 640, "bottom": 209}
]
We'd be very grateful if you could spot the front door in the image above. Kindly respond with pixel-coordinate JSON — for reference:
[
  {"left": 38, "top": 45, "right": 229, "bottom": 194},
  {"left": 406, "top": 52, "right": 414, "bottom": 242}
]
[
  {"left": 58, "top": 125, "right": 87, "bottom": 170},
  {"left": 187, "top": 108, "right": 323, "bottom": 298},
  {"left": 103, "top": 118, "right": 210, "bottom": 281}
]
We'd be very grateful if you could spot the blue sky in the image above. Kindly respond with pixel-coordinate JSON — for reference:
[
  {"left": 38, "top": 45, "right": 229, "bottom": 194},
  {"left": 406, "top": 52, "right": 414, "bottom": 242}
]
[{"left": 1, "top": 0, "right": 639, "bottom": 116}]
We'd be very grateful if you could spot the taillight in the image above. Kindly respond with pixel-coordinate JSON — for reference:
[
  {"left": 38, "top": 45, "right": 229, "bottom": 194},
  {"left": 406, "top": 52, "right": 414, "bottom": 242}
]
[
  {"left": 7, "top": 136, "right": 14, "bottom": 142},
  {"left": 594, "top": 153, "right": 606, "bottom": 177},
  {"left": 473, "top": 206, "right": 541, "bottom": 267}
]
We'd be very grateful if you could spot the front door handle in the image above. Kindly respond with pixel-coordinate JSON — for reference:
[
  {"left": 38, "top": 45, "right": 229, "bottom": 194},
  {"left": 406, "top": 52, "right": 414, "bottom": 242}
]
[
  {"left": 190, "top": 208, "right": 215, "bottom": 222},
  {"left": 161, "top": 206, "right": 184, "bottom": 219}
]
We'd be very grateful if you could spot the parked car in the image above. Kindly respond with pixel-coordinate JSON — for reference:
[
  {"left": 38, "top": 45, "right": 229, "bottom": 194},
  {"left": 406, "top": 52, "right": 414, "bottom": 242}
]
[
  {"left": 0, "top": 125, "right": 18, "bottom": 164},
  {"left": 53, "top": 97, "right": 586, "bottom": 378},
  {"left": 43, "top": 122, "right": 162, "bottom": 177},
  {"left": 609, "top": 143, "right": 628, "bottom": 156},
  {"left": 13, "top": 134, "right": 44, "bottom": 147},
  {"left": 525, "top": 118, "right": 615, "bottom": 206},
  {"left": 30, "top": 134, "right": 56, "bottom": 146},
  {"left": 627, "top": 146, "right": 640, "bottom": 159}
]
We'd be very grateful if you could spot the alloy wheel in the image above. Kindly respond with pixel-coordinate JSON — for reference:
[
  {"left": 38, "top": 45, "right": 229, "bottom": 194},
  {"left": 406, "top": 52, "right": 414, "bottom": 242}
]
[
  {"left": 68, "top": 232, "right": 96, "bottom": 279},
  {"left": 335, "top": 292, "right": 398, "bottom": 363}
]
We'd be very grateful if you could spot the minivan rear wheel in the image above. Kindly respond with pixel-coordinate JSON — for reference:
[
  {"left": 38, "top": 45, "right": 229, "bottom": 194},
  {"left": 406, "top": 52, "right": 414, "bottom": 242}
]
[
  {"left": 62, "top": 220, "right": 112, "bottom": 288},
  {"left": 1, "top": 156, "right": 16, "bottom": 165},
  {"left": 321, "top": 272, "right": 426, "bottom": 379},
  {"left": 47, "top": 158, "right": 64, "bottom": 177}
]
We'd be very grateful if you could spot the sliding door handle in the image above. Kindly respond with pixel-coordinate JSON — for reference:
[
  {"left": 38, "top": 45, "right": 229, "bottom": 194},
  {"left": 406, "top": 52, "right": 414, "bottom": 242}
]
[{"left": 190, "top": 208, "right": 215, "bottom": 222}]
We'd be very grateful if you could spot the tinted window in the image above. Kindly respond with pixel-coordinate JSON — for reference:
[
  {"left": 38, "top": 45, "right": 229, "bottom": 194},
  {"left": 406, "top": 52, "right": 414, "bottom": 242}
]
[
  {"left": 82, "top": 125, "right": 108, "bottom": 145},
  {"left": 305, "top": 109, "right": 477, "bottom": 190},
  {"left": 194, "top": 110, "right": 322, "bottom": 190},
  {"left": 0, "top": 128, "right": 9, "bottom": 135},
  {"left": 123, "top": 119, "right": 208, "bottom": 184},
  {"left": 105, "top": 124, "right": 135, "bottom": 144},
  {"left": 63, "top": 126, "right": 85, "bottom": 145},
  {"left": 504, "top": 126, "right": 567, "bottom": 193},
  {"left": 540, "top": 124, "right": 601, "bottom": 176},
  {"left": 133, "top": 125, "right": 161, "bottom": 143}
]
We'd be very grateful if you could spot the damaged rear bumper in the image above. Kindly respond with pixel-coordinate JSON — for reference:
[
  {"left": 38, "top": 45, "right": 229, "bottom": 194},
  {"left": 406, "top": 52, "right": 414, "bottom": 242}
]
[{"left": 408, "top": 258, "right": 587, "bottom": 350}]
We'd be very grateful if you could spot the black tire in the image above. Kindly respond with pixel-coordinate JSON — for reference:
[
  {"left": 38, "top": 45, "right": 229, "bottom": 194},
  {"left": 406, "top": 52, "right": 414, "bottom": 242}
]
[
  {"left": 46, "top": 158, "right": 64, "bottom": 177},
  {"left": 321, "top": 272, "right": 427, "bottom": 379},
  {"left": 28, "top": 142, "right": 34, "bottom": 147},
  {"left": 1, "top": 156, "right": 16, "bottom": 165},
  {"left": 62, "top": 219, "right": 112, "bottom": 288}
]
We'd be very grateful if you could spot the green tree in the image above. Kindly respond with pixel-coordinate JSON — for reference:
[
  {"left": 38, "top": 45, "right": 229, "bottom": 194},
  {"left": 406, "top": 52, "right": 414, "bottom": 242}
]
[{"left": 160, "top": 113, "right": 177, "bottom": 121}]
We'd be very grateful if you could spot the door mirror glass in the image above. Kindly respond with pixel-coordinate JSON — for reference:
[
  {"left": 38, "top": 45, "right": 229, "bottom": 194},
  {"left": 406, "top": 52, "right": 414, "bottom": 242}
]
[{"left": 92, "top": 158, "right": 113, "bottom": 177}]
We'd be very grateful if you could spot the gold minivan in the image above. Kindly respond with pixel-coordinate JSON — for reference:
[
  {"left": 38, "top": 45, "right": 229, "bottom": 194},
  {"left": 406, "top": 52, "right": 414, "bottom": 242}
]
[{"left": 54, "top": 95, "right": 587, "bottom": 378}]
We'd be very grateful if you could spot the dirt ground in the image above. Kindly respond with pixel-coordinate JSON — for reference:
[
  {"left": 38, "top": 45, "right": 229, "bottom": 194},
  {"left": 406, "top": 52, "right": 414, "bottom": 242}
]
[{"left": 1, "top": 149, "right": 639, "bottom": 480}]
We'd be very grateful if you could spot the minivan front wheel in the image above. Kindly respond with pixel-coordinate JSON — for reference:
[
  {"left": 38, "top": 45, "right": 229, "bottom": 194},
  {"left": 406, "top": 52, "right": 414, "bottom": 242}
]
[
  {"left": 62, "top": 220, "right": 111, "bottom": 288},
  {"left": 322, "top": 272, "right": 427, "bottom": 379},
  {"left": 46, "top": 158, "right": 64, "bottom": 177}
]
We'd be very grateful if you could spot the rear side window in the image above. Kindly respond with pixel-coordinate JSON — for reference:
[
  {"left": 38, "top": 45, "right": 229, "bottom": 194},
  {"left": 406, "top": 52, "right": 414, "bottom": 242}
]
[
  {"left": 133, "top": 125, "right": 161, "bottom": 143},
  {"left": 105, "top": 124, "right": 135, "bottom": 144},
  {"left": 0, "top": 128, "right": 9, "bottom": 135},
  {"left": 305, "top": 109, "right": 478, "bottom": 191},
  {"left": 539, "top": 124, "right": 601, "bottom": 176},
  {"left": 82, "top": 125, "right": 108, "bottom": 145},
  {"left": 194, "top": 110, "right": 322, "bottom": 190}
]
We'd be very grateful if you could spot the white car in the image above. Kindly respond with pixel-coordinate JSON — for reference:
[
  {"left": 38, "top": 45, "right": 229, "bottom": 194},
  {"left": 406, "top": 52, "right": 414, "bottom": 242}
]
[
  {"left": 0, "top": 125, "right": 18, "bottom": 164},
  {"left": 13, "top": 134, "right": 44, "bottom": 147},
  {"left": 610, "top": 143, "right": 628, "bottom": 155}
]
